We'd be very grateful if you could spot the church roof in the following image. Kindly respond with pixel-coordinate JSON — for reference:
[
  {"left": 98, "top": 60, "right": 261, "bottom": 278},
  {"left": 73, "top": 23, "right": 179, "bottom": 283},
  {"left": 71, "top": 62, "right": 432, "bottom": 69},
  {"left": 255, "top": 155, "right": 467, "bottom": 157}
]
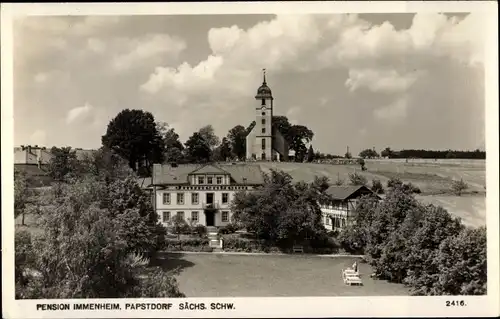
[
  {"left": 255, "top": 83, "right": 273, "bottom": 99},
  {"left": 255, "top": 69, "right": 273, "bottom": 99}
]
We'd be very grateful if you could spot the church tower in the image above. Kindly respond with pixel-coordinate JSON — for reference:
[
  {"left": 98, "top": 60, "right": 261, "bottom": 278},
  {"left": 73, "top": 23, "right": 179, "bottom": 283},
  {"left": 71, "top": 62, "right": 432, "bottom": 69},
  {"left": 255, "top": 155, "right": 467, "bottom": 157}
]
[
  {"left": 254, "top": 69, "right": 273, "bottom": 160},
  {"left": 246, "top": 69, "right": 288, "bottom": 161}
]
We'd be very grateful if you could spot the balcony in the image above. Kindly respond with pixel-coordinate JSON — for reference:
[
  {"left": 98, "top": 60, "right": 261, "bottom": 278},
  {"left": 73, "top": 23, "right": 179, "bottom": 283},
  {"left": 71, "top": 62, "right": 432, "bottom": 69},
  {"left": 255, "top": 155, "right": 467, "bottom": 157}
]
[{"left": 202, "top": 201, "right": 220, "bottom": 210}]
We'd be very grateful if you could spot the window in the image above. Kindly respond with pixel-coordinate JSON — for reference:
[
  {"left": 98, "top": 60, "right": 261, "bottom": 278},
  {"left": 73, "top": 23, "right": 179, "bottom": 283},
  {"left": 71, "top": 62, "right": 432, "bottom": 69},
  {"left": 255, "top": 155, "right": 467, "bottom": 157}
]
[
  {"left": 216, "top": 176, "right": 222, "bottom": 184},
  {"left": 262, "top": 138, "right": 266, "bottom": 150},
  {"left": 207, "top": 176, "right": 213, "bottom": 184},
  {"left": 198, "top": 176, "right": 204, "bottom": 184},
  {"left": 191, "top": 193, "right": 199, "bottom": 204},
  {"left": 261, "top": 118, "right": 266, "bottom": 125},
  {"left": 222, "top": 193, "right": 229, "bottom": 204},
  {"left": 191, "top": 211, "right": 199, "bottom": 222},
  {"left": 177, "top": 193, "right": 184, "bottom": 205},
  {"left": 162, "top": 193, "right": 170, "bottom": 205},
  {"left": 177, "top": 211, "right": 184, "bottom": 219},
  {"left": 162, "top": 211, "right": 170, "bottom": 223},
  {"left": 326, "top": 216, "right": 331, "bottom": 225},
  {"left": 261, "top": 112, "right": 266, "bottom": 116},
  {"left": 262, "top": 128, "right": 266, "bottom": 134},
  {"left": 261, "top": 99, "right": 266, "bottom": 105},
  {"left": 222, "top": 211, "right": 229, "bottom": 222}
]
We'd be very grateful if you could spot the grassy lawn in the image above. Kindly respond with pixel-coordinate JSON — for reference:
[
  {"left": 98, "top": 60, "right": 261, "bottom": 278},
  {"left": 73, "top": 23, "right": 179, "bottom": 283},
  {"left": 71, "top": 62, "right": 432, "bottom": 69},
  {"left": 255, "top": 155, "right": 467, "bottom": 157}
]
[{"left": 153, "top": 253, "right": 409, "bottom": 297}]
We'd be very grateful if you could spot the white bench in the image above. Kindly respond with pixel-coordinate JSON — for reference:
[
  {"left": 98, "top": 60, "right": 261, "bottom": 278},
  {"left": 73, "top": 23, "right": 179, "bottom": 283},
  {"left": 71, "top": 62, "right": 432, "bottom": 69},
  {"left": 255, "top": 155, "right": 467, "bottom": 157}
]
[
  {"left": 342, "top": 269, "right": 363, "bottom": 286},
  {"left": 292, "top": 245, "right": 304, "bottom": 253}
]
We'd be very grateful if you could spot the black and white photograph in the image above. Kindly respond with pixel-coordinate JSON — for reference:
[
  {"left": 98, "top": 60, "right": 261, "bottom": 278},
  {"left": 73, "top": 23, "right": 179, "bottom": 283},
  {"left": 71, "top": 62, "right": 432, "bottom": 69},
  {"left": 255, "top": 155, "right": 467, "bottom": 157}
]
[{"left": 2, "top": 2, "right": 499, "bottom": 318}]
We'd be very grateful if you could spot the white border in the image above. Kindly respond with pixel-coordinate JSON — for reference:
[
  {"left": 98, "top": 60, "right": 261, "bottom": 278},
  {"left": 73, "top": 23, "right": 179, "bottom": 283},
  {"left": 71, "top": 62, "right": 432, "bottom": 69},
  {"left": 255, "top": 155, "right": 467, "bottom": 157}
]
[{"left": 1, "top": 2, "right": 499, "bottom": 318}]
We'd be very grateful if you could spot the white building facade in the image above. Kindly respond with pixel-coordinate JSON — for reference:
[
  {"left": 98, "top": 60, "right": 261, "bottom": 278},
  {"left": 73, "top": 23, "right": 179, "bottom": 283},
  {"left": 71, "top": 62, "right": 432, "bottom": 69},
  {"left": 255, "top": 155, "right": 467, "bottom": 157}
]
[
  {"left": 151, "top": 163, "right": 265, "bottom": 227},
  {"left": 320, "top": 185, "right": 380, "bottom": 231}
]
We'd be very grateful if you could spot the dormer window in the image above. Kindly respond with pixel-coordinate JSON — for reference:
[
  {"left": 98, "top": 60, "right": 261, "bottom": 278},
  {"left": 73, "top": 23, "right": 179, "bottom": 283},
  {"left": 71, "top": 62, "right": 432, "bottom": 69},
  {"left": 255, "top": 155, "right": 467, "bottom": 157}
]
[
  {"left": 198, "top": 176, "right": 204, "bottom": 184},
  {"left": 216, "top": 176, "right": 222, "bottom": 184},
  {"left": 207, "top": 176, "right": 213, "bottom": 184}
]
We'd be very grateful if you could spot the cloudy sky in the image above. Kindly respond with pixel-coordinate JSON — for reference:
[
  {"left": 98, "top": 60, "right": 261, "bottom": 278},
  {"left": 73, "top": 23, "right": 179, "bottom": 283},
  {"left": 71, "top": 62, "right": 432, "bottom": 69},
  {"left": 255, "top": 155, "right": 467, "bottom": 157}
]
[{"left": 13, "top": 12, "right": 486, "bottom": 155}]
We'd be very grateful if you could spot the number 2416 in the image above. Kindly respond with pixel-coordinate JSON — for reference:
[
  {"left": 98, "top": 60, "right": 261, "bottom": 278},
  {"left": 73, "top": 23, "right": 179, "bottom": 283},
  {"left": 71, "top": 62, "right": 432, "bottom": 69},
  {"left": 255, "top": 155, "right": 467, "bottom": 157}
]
[{"left": 446, "top": 300, "right": 467, "bottom": 307}]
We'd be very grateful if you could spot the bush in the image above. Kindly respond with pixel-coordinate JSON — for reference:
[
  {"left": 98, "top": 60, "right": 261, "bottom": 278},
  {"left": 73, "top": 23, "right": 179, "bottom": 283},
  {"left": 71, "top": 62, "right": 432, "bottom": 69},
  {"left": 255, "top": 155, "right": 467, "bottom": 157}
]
[
  {"left": 327, "top": 230, "right": 339, "bottom": 238},
  {"left": 387, "top": 177, "right": 403, "bottom": 188},
  {"left": 371, "top": 179, "right": 384, "bottom": 194},
  {"left": 135, "top": 267, "right": 185, "bottom": 297},
  {"left": 222, "top": 237, "right": 270, "bottom": 252},
  {"left": 218, "top": 223, "right": 238, "bottom": 235},
  {"left": 349, "top": 172, "right": 367, "bottom": 186},
  {"left": 163, "top": 238, "right": 209, "bottom": 251},
  {"left": 451, "top": 178, "right": 469, "bottom": 196},
  {"left": 309, "top": 232, "right": 339, "bottom": 254},
  {"left": 192, "top": 224, "right": 207, "bottom": 237},
  {"left": 201, "top": 246, "right": 214, "bottom": 253}
]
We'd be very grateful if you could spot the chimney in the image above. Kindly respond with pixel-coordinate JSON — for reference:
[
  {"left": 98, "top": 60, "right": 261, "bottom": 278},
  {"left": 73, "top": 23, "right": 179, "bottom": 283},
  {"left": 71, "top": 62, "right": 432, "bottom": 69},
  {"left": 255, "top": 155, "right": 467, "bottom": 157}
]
[{"left": 27, "top": 145, "right": 32, "bottom": 153}]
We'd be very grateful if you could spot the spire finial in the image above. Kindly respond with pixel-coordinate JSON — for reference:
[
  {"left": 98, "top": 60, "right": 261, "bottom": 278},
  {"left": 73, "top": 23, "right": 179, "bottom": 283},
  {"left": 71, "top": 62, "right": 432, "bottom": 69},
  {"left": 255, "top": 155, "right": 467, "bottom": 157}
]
[{"left": 262, "top": 68, "right": 266, "bottom": 84}]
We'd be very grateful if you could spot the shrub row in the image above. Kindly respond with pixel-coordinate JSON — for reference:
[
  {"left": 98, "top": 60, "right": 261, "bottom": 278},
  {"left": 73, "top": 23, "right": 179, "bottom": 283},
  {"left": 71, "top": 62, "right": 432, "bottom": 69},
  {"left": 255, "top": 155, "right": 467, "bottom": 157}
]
[{"left": 163, "top": 238, "right": 211, "bottom": 252}]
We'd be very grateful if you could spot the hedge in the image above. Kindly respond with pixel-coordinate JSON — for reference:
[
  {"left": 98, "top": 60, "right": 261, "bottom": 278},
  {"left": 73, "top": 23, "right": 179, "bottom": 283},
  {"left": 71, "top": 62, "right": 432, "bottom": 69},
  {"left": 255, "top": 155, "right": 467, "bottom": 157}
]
[{"left": 163, "top": 238, "right": 210, "bottom": 252}]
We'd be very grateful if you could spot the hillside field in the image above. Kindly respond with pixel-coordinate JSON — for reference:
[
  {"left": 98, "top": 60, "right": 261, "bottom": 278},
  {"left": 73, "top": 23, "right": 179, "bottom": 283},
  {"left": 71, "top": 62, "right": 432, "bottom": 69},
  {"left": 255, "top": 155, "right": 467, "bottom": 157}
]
[
  {"left": 258, "top": 160, "right": 486, "bottom": 195},
  {"left": 258, "top": 160, "right": 486, "bottom": 228}
]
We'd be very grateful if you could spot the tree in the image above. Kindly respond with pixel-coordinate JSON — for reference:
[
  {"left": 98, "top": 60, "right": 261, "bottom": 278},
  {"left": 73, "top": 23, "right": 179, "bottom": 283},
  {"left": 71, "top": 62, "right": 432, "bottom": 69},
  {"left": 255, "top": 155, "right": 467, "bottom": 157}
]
[
  {"left": 102, "top": 109, "right": 165, "bottom": 173},
  {"left": 79, "top": 147, "right": 133, "bottom": 183},
  {"left": 198, "top": 125, "right": 220, "bottom": 150},
  {"left": 213, "top": 137, "right": 232, "bottom": 162},
  {"left": 184, "top": 132, "right": 212, "bottom": 163},
  {"left": 15, "top": 175, "right": 181, "bottom": 299},
  {"left": 170, "top": 214, "right": 189, "bottom": 240},
  {"left": 430, "top": 227, "right": 486, "bottom": 295},
  {"left": 231, "top": 170, "right": 328, "bottom": 246},
  {"left": 272, "top": 116, "right": 314, "bottom": 162},
  {"left": 47, "top": 147, "right": 82, "bottom": 180},
  {"left": 451, "top": 178, "right": 469, "bottom": 196},
  {"left": 359, "top": 149, "right": 379, "bottom": 159},
  {"left": 227, "top": 125, "right": 247, "bottom": 160},
  {"left": 403, "top": 205, "right": 465, "bottom": 294},
  {"left": 307, "top": 145, "right": 315, "bottom": 162},
  {"left": 14, "top": 169, "right": 32, "bottom": 225},
  {"left": 348, "top": 172, "right": 367, "bottom": 186},
  {"left": 371, "top": 179, "right": 384, "bottom": 194},
  {"left": 381, "top": 147, "right": 393, "bottom": 158},
  {"left": 157, "top": 122, "right": 185, "bottom": 163}
]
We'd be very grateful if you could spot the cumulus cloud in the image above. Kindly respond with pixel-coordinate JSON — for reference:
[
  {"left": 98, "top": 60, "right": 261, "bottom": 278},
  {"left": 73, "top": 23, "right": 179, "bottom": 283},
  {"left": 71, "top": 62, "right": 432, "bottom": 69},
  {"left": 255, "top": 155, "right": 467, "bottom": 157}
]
[
  {"left": 13, "top": 13, "right": 486, "bottom": 153},
  {"left": 112, "top": 34, "right": 186, "bottom": 71},
  {"left": 374, "top": 97, "right": 409, "bottom": 121},
  {"left": 345, "top": 69, "right": 422, "bottom": 93},
  {"left": 29, "top": 130, "right": 47, "bottom": 145},
  {"left": 66, "top": 103, "right": 95, "bottom": 124},
  {"left": 87, "top": 38, "right": 106, "bottom": 53}
]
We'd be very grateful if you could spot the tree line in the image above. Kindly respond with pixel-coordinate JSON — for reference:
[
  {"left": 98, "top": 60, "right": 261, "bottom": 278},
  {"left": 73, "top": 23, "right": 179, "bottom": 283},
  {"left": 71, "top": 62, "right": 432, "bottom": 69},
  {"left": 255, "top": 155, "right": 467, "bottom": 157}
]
[
  {"left": 98, "top": 109, "right": 316, "bottom": 177},
  {"left": 375, "top": 147, "right": 485, "bottom": 160},
  {"left": 338, "top": 180, "right": 486, "bottom": 295},
  {"left": 15, "top": 147, "right": 184, "bottom": 299}
]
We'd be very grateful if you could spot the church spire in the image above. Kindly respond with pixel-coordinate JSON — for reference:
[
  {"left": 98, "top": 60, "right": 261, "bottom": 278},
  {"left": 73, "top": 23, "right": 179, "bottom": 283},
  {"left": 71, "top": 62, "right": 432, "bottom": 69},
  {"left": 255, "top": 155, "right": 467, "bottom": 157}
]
[{"left": 262, "top": 68, "right": 266, "bottom": 84}]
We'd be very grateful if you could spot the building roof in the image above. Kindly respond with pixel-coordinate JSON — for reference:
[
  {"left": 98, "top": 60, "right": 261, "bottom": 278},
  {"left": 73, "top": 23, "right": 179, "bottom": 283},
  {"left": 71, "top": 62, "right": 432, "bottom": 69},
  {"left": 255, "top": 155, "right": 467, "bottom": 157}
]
[
  {"left": 152, "top": 163, "right": 265, "bottom": 186},
  {"left": 190, "top": 164, "right": 229, "bottom": 175},
  {"left": 325, "top": 185, "right": 380, "bottom": 201}
]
